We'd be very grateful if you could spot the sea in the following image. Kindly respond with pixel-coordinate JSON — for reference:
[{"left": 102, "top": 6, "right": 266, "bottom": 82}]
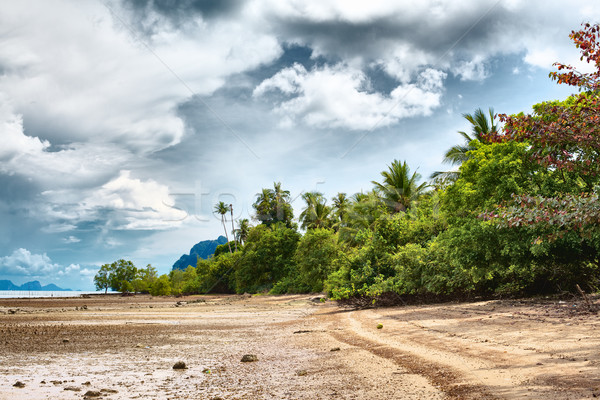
[{"left": 0, "top": 290, "right": 105, "bottom": 299}]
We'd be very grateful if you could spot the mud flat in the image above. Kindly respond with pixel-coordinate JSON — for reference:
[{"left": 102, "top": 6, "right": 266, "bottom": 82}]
[{"left": 0, "top": 294, "right": 599, "bottom": 399}]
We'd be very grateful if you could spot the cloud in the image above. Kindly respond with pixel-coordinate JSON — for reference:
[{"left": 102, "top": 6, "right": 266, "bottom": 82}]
[
  {"left": 0, "top": 98, "right": 49, "bottom": 165},
  {"left": 40, "top": 170, "right": 188, "bottom": 231},
  {"left": 0, "top": 248, "right": 61, "bottom": 276},
  {"left": 254, "top": 63, "right": 446, "bottom": 130}
]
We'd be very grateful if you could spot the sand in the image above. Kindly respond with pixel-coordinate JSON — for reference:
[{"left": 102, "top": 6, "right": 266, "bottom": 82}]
[{"left": 0, "top": 294, "right": 599, "bottom": 399}]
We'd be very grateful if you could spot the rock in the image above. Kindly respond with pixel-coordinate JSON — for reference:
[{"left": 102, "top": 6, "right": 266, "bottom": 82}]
[
  {"left": 64, "top": 386, "right": 81, "bottom": 391},
  {"left": 63, "top": 339, "right": 70, "bottom": 343},
  {"left": 296, "top": 370, "right": 308, "bottom": 376},
  {"left": 8, "top": 309, "right": 16, "bottom": 314},
  {"left": 101, "top": 388, "right": 118, "bottom": 393},
  {"left": 13, "top": 381, "right": 25, "bottom": 388},
  {"left": 83, "top": 390, "right": 102, "bottom": 398},
  {"left": 241, "top": 354, "right": 258, "bottom": 363},
  {"left": 376, "top": 324, "right": 383, "bottom": 329},
  {"left": 330, "top": 347, "right": 341, "bottom": 352},
  {"left": 310, "top": 296, "right": 325, "bottom": 303},
  {"left": 173, "top": 361, "right": 187, "bottom": 370}
]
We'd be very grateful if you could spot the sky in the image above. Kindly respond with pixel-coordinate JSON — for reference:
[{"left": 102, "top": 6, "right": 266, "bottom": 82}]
[{"left": 1, "top": 0, "right": 599, "bottom": 290}]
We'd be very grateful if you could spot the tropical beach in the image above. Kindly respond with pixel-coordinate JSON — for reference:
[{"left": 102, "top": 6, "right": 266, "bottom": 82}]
[{"left": 1, "top": 294, "right": 599, "bottom": 399}]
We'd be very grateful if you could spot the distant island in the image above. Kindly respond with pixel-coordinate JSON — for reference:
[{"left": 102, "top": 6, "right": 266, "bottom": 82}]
[
  {"left": 0, "top": 280, "right": 71, "bottom": 291},
  {"left": 172, "top": 236, "right": 228, "bottom": 271}
]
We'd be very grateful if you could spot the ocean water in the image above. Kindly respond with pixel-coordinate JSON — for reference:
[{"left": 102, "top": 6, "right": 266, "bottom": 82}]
[{"left": 0, "top": 291, "right": 104, "bottom": 298}]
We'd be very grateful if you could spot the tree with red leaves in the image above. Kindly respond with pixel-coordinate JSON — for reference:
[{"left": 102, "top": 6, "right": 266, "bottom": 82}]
[{"left": 485, "top": 23, "right": 600, "bottom": 239}]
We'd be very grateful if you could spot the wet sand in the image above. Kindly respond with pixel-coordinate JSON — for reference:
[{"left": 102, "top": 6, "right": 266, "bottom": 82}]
[{"left": 0, "top": 294, "right": 599, "bottom": 399}]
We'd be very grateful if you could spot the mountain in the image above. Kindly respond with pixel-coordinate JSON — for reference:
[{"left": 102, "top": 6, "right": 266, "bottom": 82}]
[
  {"left": 0, "top": 280, "right": 70, "bottom": 291},
  {"left": 172, "top": 236, "right": 228, "bottom": 271},
  {"left": 0, "top": 280, "right": 20, "bottom": 290}
]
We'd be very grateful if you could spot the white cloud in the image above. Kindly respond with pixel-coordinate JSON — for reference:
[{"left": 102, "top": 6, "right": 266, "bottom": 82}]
[
  {"left": 62, "top": 236, "right": 81, "bottom": 244},
  {"left": 454, "top": 56, "right": 488, "bottom": 81},
  {"left": 0, "top": 98, "right": 49, "bottom": 165},
  {"left": 0, "top": 248, "right": 61, "bottom": 275},
  {"left": 40, "top": 170, "right": 188, "bottom": 231},
  {"left": 254, "top": 64, "right": 446, "bottom": 130}
]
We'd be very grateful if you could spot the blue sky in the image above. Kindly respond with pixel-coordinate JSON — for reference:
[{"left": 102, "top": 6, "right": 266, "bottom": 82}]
[{"left": 0, "top": 0, "right": 597, "bottom": 290}]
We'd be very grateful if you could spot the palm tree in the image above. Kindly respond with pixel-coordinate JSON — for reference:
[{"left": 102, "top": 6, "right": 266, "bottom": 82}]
[
  {"left": 229, "top": 204, "right": 238, "bottom": 252},
  {"left": 214, "top": 201, "right": 232, "bottom": 253},
  {"left": 338, "top": 191, "right": 383, "bottom": 244},
  {"left": 331, "top": 192, "right": 349, "bottom": 231},
  {"left": 372, "top": 160, "right": 427, "bottom": 213},
  {"left": 252, "top": 182, "right": 294, "bottom": 227},
  {"left": 431, "top": 107, "right": 498, "bottom": 183},
  {"left": 299, "top": 191, "right": 332, "bottom": 230},
  {"left": 235, "top": 218, "right": 251, "bottom": 245}
]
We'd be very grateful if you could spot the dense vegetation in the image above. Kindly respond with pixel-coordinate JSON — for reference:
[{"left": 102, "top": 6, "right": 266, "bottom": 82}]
[{"left": 95, "top": 23, "right": 600, "bottom": 301}]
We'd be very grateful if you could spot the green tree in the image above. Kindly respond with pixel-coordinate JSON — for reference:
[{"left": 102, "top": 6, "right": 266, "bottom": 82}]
[
  {"left": 372, "top": 160, "right": 427, "bottom": 213},
  {"left": 299, "top": 191, "right": 332, "bottom": 230},
  {"left": 331, "top": 192, "right": 349, "bottom": 231},
  {"left": 169, "top": 268, "right": 185, "bottom": 296},
  {"left": 294, "top": 228, "right": 340, "bottom": 292},
  {"left": 431, "top": 107, "right": 497, "bottom": 183},
  {"left": 234, "top": 223, "right": 300, "bottom": 293},
  {"left": 235, "top": 218, "right": 251, "bottom": 245},
  {"left": 214, "top": 201, "right": 232, "bottom": 253},
  {"left": 150, "top": 274, "right": 172, "bottom": 296},
  {"left": 252, "top": 182, "right": 294, "bottom": 227},
  {"left": 107, "top": 259, "right": 137, "bottom": 293},
  {"left": 94, "top": 263, "right": 114, "bottom": 293}
]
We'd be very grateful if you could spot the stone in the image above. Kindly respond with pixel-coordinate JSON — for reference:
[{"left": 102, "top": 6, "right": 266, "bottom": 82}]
[
  {"left": 173, "top": 361, "right": 187, "bottom": 370},
  {"left": 241, "top": 354, "right": 258, "bottom": 363}
]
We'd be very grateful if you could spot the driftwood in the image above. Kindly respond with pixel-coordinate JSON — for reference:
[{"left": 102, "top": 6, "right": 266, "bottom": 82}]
[{"left": 576, "top": 284, "right": 597, "bottom": 312}]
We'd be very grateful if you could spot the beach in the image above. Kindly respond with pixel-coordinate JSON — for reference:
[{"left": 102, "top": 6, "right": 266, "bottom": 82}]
[{"left": 0, "top": 294, "right": 599, "bottom": 399}]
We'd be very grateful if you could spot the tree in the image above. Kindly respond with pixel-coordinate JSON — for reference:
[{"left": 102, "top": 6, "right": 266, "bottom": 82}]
[
  {"left": 234, "top": 223, "right": 300, "bottom": 293},
  {"left": 431, "top": 107, "right": 498, "bottom": 183},
  {"left": 372, "top": 160, "right": 427, "bottom": 213},
  {"left": 486, "top": 22, "right": 600, "bottom": 240},
  {"left": 150, "top": 274, "right": 172, "bottom": 296},
  {"left": 229, "top": 204, "right": 238, "bottom": 252},
  {"left": 294, "top": 228, "right": 340, "bottom": 292},
  {"left": 299, "top": 191, "right": 332, "bottom": 230},
  {"left": 132, "top": 264, "right": 157, "bottom": 293},
  {"left": 252, "top": 182, "right": 294, "bottom": 227},
  {"left": 214, "top": 201, "right": 232, "bottom": 254},
  {"left": 331, "top": 192, "right": 349, "bottom": 231},
  {"left": 94, "top": 263, "right": 114, "bottom": 293},
  {"left": 235, "top": 218, "right": 251, "bottom": 245},
  {"left": 107, "top": 259, "right": 137, "bottom": 293}
]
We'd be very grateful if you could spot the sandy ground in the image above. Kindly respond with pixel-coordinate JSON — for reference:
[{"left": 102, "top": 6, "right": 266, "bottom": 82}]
[{"left": 0, "top": 294, "right": 599, "bottom": 399}]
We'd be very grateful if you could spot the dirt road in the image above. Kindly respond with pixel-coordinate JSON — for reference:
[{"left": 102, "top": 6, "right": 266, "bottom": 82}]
[{"left": 0, "top": 294, "right": 598, "bottom": 399}]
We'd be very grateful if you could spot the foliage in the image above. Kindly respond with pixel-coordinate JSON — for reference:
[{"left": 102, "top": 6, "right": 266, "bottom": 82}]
[
  {"left": 150, "top": 274, "right": 172, "bottom": 296},
  {"left": 431, "top": 107, "right": 497, "bottom": 184},
  {"left": 294, "top": 228, "right": 340, "bottom": 292},
  {"left": 253, "top": 182, "right": 294, "bottom": 228},
  {"left": 299, "top": 192, "right": 333, "bottom": 230},
  {"left": 233, "top": 223, "right": 300, "bottom": 293},
  {"left": 94, "top": 264, "right": 112, "bottom": 293},
  {"left": 214, "top": 201, "right": 233, "bottom": 253},
  {"left": 372, "top": 159, "right": 427, "bottom": 213}
]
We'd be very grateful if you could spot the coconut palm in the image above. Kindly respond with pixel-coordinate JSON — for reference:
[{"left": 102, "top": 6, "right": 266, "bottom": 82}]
[
  {"left": 252, "top": 182, "right": 294, "bottom": 227},
  {"left": 214, "top": 201, "right": 232, "bottom": 253},
  {"left": 431, "top": 107, "right": 498, "bottom": 183},
  {"left": 229, "top": 204, "right": 238, "bottom": 252},
  {"left": 235, "top": 218, "right": 251, "bottom": 245},
  {"left": 299, "top": 191, "right": 332, "bottom": 230},
  {"left": 331, "top": 192, "right": 349, "bottom": 231},
  {"left": 372, "top": 160, "right": 427, "bottom": 213}
]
